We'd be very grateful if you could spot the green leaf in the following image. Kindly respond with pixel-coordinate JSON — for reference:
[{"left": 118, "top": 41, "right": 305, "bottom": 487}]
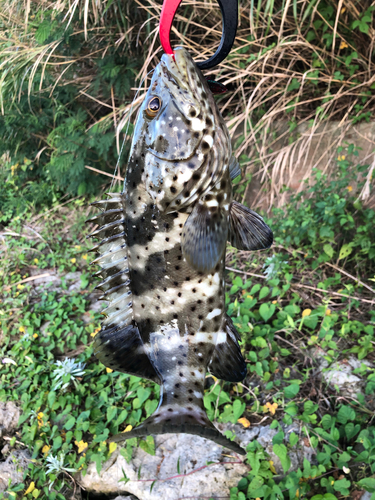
[
  {"left": 139, "top": 435, "right": 155, "bottom": 456},
  {"left": 358, "top": 478, "right": 375, "bottom": 492},
  {"left": 106, "top": 406, "right": 117, "bottom": 423},
  {"left": 259, "top": 303, "right": 276, "bottom": 322},
  {"left": 338, "top": 244, "right": 352, "bottom": 260},
  {"left": 64, "top": 416, "right": 76, "bottom": 430},
  {"left": 273, "top": 444, "right": 291, "bottom": 473},
  {"left": 337, "top": 405, "right": 355, "bottom": 424},
  {"left": 284, "top": 384, "right": 300, "bottom": 398},
  {"left": 47, "top": 391, "right": 56, "bottom": 408},
  {"left": 289, "top": 432, "right": 299, "bottom": 446},
  {"left": 259, "top": 286, "right": 270, "bottom": 300},
  {"left": 323, "top": 244, "right": 334, "bottom": 258}
]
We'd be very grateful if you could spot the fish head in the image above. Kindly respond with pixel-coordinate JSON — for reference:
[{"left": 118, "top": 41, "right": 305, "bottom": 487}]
[{"left": 132, "top": 48, "right": 230, "bottom": 211}]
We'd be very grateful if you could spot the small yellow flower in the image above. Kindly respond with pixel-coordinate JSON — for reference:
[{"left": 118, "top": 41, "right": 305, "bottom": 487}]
[
  {"left": 272, "top": 300, "right": 277, "bottom": 304},
  {"left": 237, "top": 417, "right": 251, "bottom": 428},
  {"left": 296, "top": 489, "right": 300, "bottom": 497},
  {"left": 337, "top": 155, "right": 346, "bottom": 161},
  {"left": 123, "top": 425, "right": 133, "bottom": 433},
  {"left": 82, "top": 254, "right": 88, "bottom": 260},
  {"left": 19, "top": 326, "right": 25, "bottom": 333},
  {"left": 42, "top": 445, "right": 51, "bottom": 455},
  {"left": 15, "top": 292, "right": 19, "bottom": 297},
  {"left": 75, "top": 440, "right": 88, "bottom": 454},
  {"left": 339, "top": 41, "right": 348, "bottom": 50},
  {"left": 340, "top": 6, "right": 346, "bottom": 13},
  {"left": 109, "top": 442, "right": 117, "bottom": 455},
  {"left": 33, "top": 333, "right": 38, "bottom": 339},
  {"left": 91, "top": 327, "right": 101, "bottom": 338},
  {"left": 37, "top": 412, "right": 44, "bottom": 428},
  {"left": 71, "top": 258, "right": 76, "bottom": 264},
  {"left": 266, "top": 402, "right": 278, "bottom": 415},
  {"left": 347, "top": 186, "right": 353, "bottom": 192},
  {"left": 17, "top": 284, "right": 25, "bottom": 290},
  {"left": 325, "top": 309, "right": 331, "bottom": 316},
  {"left": 106, "top": 367, "right": 113, "bottom": 373},
  {"left": 34, "top": 258, "right": 39, "bottom": 264},
  {"left": 25, "top": 481, "right": 35, "bottom": 495},
  {"left": 23, "top": 275, "right": 27, "bottom": 278},
  {"left": 331, "top": 480, "right": 334, "bottom": 485},
  {"left": 302, "top": 309, "right": 311, "bottom": 318},
  {"left": 74, "top": 245, "right": 81, "bottom": 250},
  {"left": 269, "top": 460, "right": 277, "bottom": 474}
]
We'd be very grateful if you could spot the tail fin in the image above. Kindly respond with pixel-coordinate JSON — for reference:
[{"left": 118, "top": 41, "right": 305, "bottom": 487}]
[{"left": 108, "top": 407, "right": 246, "bottom": 455}]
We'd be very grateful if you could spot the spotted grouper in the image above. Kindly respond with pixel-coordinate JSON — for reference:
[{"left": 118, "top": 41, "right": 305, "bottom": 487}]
[{"left": 88, "top": 47, "right": 273, "bottom": 455}]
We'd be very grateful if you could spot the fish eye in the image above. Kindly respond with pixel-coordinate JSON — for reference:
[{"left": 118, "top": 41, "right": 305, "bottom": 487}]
[{"left": 146, "top": 96, "right": 161, "bottom": 118}]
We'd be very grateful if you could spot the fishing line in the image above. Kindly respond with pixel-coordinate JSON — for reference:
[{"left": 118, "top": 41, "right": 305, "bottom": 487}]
[{"left": 108, "top": 68, "right": 155, "bottom": 196}]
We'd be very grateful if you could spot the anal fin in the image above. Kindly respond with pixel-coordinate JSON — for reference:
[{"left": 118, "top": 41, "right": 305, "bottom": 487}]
[
  {"left": 94, "top": 324, "right": 160, "bottom": 384},
  {"left": 229, "top": 201, "right": 273, "bottom": 251},
  {"left": 208, "top": 316, "right": 247, "bottom": 382}
]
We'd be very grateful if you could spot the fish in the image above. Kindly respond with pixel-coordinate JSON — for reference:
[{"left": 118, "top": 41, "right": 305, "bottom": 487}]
[{"left": 87, "top": 47, "right": 273, "bottom": 456}]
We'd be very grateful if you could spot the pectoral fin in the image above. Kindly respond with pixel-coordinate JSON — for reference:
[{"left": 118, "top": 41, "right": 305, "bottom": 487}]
[
  {"left": 229, "top": 156, "right": 241, "bottom": 180},
  {"left": 229, "top": 201, "right": 273, "bottom": 251},
  {"left": 181, "top": 199, "right": 228, "bottom": 273}
]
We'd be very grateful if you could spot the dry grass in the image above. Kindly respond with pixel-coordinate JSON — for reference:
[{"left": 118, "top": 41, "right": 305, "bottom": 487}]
[{"left": 0, "top": 0, "right": 374, "bottom": 208}]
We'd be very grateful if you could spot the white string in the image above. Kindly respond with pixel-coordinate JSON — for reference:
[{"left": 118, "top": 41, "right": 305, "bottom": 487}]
[{"left": 109, "top": 68, "right": 155, "bottom": 195}]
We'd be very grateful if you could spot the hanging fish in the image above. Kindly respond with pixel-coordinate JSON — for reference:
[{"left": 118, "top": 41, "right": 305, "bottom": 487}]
[{"left": 87, "top": 48, "right": 273, "bottom": 455}]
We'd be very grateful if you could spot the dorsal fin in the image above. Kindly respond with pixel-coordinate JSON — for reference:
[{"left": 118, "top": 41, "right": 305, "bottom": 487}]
[{"left": 87, "top": 193, "right": 159, "bottom": 383}]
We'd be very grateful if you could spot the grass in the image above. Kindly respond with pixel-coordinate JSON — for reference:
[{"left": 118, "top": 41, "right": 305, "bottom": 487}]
[{"left": 0, "top": 148, "right": 375, "bottom": 499}]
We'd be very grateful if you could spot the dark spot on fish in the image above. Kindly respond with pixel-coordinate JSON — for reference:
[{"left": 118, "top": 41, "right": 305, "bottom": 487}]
[
  {"left": 186, "top": 277, "right": 190, "bottom": 281},
  {"left": 173, "top": 314, "right": 178, "bottom": 319},
  {"left": 176, "top": 200, "right": 181, "bottom": 205},
  {"left": 178, "top": 292, "right": 182, "bottom": 297},
  {"left": 179, "top": 372, "right": 183, "bottom": 376},
  {"left": 188, "top": 389, "right": 193, "bottom": 393},
  {"left": 173, "top": 281, "right": 178, "bottom": 286},
  {"left": 188, "top": 397, "right": 193, "bottom": 402},
  {"left": 197, "top": 299, "right": 202, "bottom": 304},
  {"left": 166, "top": 418, "right": 171, "bottom": 422},
  {"left": 193, "top": 132, "right": 199, "bottom": 139},
  {"left": 164, "top": 250, "right": 169, "bottom": 254},
  {"left": 190, "top": 371, "right": 195, "bottom": 376},
  {"left": 205, "top": 117, "right": 213, "bottom": 127},
  {"left": 190, "top": 332, "right": 195, "bottom": 336},
  {"left": 189, "top": 109, "right": 197, "bottom": 117},
  {"left": 171, "top": 300, "right": 175, "bottom": 305},
  {"left": 141, "top": 304, "right": 145, "bottom": 308},
  {"left": 192, "top": 173, "right": 201, "bottom": 181},
  {"left": 208, "top": 297, "right": 214, "bottom": 304},
  {"left": 175, "top": 266, "right": 180, "bottom": 270},
  {"left": 165, "top": 237, "right": 169, "bottom": 242},
  {"left": 191, "top": 306, "right": 196, "bottom": 312},
  {"left": 168, "top": 408, "right": 173, "bottom": 412},
  {"left": 192, "top": 288, "right": 197, "bottom": 293},
  {"left": 184, "top": 191, "right": 190, "bottom": 197},
  {"left": 174, "top": 394, "right": 179, "bottom": 398},
  {"left": 188, "top": 162, "right": 195, "bottom": 169},
  {"left": 163, "top": 287, "right": 167, "bottom": 292},
  {"left": 175, "top": 383, "right": 180, "bottom": 388},
  {"left": 202, "top": 141, "right": 209, "bottom": 151},
  {"left": 187, "top": 406, "right": 193, "bottom": 411}
]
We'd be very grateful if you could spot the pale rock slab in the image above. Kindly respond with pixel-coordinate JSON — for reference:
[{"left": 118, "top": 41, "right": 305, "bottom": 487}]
[{"left": 77, "top": 422, "right": 316, "bottom": 498}]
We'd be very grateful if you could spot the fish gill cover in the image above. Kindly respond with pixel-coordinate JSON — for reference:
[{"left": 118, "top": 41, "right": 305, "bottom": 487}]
[{"left": 87, "top": 47, "right": 273, "bottom": 455}]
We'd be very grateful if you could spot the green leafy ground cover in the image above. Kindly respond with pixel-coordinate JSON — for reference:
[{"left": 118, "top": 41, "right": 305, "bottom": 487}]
[{"left": 0, "top": 149, "right": 375, "bottom": 499}]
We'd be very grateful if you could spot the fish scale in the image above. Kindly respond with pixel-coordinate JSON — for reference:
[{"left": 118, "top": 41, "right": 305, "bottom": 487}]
[{"left": 88, "top": 47, "right": 273, "bottom": 455}]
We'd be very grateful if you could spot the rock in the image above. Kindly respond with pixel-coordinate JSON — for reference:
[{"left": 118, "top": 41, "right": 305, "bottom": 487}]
[
  {"left": 312, "top": 350, "right": 373, "bottom": 398},
  {"left": 0, "top": 450, "right": 31, "bottom": 493},
  {"left": 77, "top": 429, "right": 248, "bottom": 499},
  {"left": 77, "top": 422, "right": 315, "bottom": 498},
  {"left": 226, "top": 421, "right": 315, "bottom": 475},
  {"left": 0, "top": 403, "right": 20, "bottom": 439},
  {"left": 360, "top": 492, "right": 373, "bottom": 500},
  {"left": 64, "top": 272, "right": 82, "bottom": 292},
  {"left": 114, "top": 496, "right": 140, "bottom": 500}
]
